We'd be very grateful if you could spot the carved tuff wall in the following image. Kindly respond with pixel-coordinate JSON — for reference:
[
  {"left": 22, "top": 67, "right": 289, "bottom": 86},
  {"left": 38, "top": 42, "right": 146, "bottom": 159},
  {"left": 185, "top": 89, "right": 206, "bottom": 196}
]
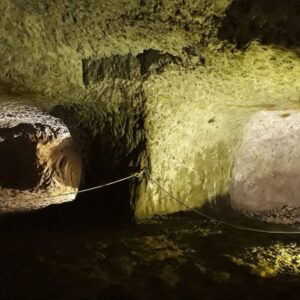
[{"left": 1, "top": 0, "right": 300, "bottom": 221}]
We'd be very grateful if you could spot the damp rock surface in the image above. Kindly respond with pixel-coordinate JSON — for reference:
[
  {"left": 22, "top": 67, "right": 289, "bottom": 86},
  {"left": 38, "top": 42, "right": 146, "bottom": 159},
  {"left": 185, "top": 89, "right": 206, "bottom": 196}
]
[{"left": 0, "top": 102, "right": 81, "bottom": 213}]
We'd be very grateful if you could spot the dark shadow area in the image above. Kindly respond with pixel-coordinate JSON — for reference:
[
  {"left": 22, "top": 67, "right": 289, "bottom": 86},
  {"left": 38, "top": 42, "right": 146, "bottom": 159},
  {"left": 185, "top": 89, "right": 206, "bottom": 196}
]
[
  {"left": 0, "top": 125, "right": 42, "bottom": 190},
  {"left": 26, "top": 103, "right": 147, "bottom": 228},
  {"left": 0, "top": 184, "right": 136, "bottom": 231},
  {"left": 1, "top": 207, "right": 300, "bottom": 300},
  {"left": 74, "top": 130, "right": 137, "bottom": 222},
  {"left": 219, "top": 0, "right": 300, "bottom": 49},
  {"left": 137, "top": 49, "right": 181, "bottom": 77},
  {"left": 68, "top": 128, "right": 144, "bottom": 226}
]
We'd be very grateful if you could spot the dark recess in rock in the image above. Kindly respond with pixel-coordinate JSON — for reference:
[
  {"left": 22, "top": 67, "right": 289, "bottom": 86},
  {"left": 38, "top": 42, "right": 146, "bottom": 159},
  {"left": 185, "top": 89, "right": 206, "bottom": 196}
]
[
  {"left": 137, "top": 49, "right": 182, "bottom": 77},
  {"left": 139, "top": 0, "right": 146, "bottom": 6},
  {"left": 182, "top": 46, "right": 197, "bottom": 57},
  {"left": 0, "top": 122, "right": 62, "bottom": 190},
  {"left": 0, "top": 126, "right": 42, "bottom": 190},
  {"left": 0, "top": 104, "right": 82, "bottom": 212},
  {"left": 64, "top": 52, "right": 150, "bottom": 220},
  {"left": 51, "top": 99, "right": 147, "bottom": 221},
  {"left": 219, "top": 0, "right": 300, "bottom": 49}
]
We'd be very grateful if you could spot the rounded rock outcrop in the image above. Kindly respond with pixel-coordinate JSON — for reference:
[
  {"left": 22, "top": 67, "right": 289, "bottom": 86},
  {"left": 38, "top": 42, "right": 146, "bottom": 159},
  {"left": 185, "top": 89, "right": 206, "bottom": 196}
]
[
  {"left": 0, "top": 102, "right": 82, "bottom": 213},
  {"left": 230, "top": 110, "right": 300, "bottom": 224}
]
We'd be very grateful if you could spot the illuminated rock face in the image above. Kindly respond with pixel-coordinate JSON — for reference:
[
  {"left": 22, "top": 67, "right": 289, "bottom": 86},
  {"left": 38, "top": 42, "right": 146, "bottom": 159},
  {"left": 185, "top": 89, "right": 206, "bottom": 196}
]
[
  {"left": 1, "top": 0, "right": 300, "bottom": 220},
  {"left": 230, "top": 111, "right": 300, "bottom": 223},
  {"left": 134, "top": 41, "right": 300, "bottom": 219},
  {"left": 0, "top": 103, "right": 81, "bottom": 213}
]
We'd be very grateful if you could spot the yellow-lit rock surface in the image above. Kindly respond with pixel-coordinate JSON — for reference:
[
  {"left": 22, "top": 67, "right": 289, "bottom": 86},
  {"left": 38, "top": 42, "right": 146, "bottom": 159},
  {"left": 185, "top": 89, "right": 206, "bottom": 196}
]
[
  {"left": 1, "top": 0, "right": 300, "bottom": 220},
  {"left": 135, "top": 44, "right": 300, "bottom": 218}
]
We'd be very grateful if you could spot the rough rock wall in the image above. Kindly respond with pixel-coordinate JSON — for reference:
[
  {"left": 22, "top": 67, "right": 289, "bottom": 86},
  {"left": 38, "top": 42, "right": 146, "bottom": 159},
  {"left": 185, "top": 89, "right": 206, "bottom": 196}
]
[
  {"left": 0, "top": 0, "right": 230, "bottom": 98},
  {"left": 1, "top": 0, "right": 300, "bottom": 219},
  {"left": 0, "top": 0, "right": 231, "bottom": 217},
  {"left": 136, "top": 43, "right": 300, "bottom": 218},
  {"left": 135, "top": 0, "right": 300, "bottom": 218}
]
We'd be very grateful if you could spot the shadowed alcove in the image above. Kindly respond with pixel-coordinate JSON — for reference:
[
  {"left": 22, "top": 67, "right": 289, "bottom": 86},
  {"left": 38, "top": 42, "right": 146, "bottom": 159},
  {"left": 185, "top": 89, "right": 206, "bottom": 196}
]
[{"left": 219, "top": 0, "right": 300, "bottom": 49}]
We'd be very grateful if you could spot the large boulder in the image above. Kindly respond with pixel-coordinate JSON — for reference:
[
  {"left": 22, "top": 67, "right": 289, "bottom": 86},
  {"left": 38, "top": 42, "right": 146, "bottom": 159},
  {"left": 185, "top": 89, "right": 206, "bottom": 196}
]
[
  {"left": 230, "top": 110, "right": 300, "bottom": 224},
  {"left": 0, "top": 102, "right": 82, "bottom": 213}
]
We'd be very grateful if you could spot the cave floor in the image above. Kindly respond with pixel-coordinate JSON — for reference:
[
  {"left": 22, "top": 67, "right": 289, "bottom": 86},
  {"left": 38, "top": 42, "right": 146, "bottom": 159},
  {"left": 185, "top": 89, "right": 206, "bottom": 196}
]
[{"left": 0, "top": 209, "right": 300, "bottom": 300}]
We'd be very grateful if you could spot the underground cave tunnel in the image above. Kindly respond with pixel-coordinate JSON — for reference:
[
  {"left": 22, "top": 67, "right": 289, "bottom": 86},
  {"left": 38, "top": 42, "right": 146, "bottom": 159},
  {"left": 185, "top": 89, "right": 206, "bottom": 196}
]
[
  {"left": 1, "top": 0, "right": 300, "bottom": 299},
  {"left": 0, "top": 103, "right": 82, "bottom": 212}
]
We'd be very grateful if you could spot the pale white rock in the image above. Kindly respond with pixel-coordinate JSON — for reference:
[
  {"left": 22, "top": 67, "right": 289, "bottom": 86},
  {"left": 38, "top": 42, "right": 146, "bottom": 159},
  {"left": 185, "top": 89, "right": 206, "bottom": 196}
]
[{"left": 231, "top": 110, "right": 300, "bottom": 216}]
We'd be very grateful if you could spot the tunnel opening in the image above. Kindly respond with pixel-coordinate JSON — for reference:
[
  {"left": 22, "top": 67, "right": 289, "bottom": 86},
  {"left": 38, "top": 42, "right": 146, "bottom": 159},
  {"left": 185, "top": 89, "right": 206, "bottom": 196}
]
[
  {"left": 0, "top": 129, "right": 42, "bottom": 190},
  {"left": 0, "top": 104, "right": 82, "bottom": 213}
]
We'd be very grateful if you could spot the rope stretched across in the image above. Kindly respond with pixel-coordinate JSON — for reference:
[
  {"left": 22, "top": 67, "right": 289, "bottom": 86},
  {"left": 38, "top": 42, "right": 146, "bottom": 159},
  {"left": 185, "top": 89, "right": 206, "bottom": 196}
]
[
  {"left": 22, "top": 171, "right": 143, "bottom": 200},
  {"left": 147, "top": 172, "right": 300, "bottom": 235},
  {"left": 9, "top": 168, "right": 300, "bottom": 234}
]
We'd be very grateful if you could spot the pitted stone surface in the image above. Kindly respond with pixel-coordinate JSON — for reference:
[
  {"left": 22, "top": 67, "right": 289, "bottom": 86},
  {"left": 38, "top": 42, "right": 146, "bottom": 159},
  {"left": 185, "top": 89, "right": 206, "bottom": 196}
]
[
  {"left": 1, "top": 0, "right": 300, "bottom": 220},
  {"left": 0, "top": 102, "right": 69, "bottom": 135},
  {"left": 135, "top": 43, "right": 300, "bottom": 218}
]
